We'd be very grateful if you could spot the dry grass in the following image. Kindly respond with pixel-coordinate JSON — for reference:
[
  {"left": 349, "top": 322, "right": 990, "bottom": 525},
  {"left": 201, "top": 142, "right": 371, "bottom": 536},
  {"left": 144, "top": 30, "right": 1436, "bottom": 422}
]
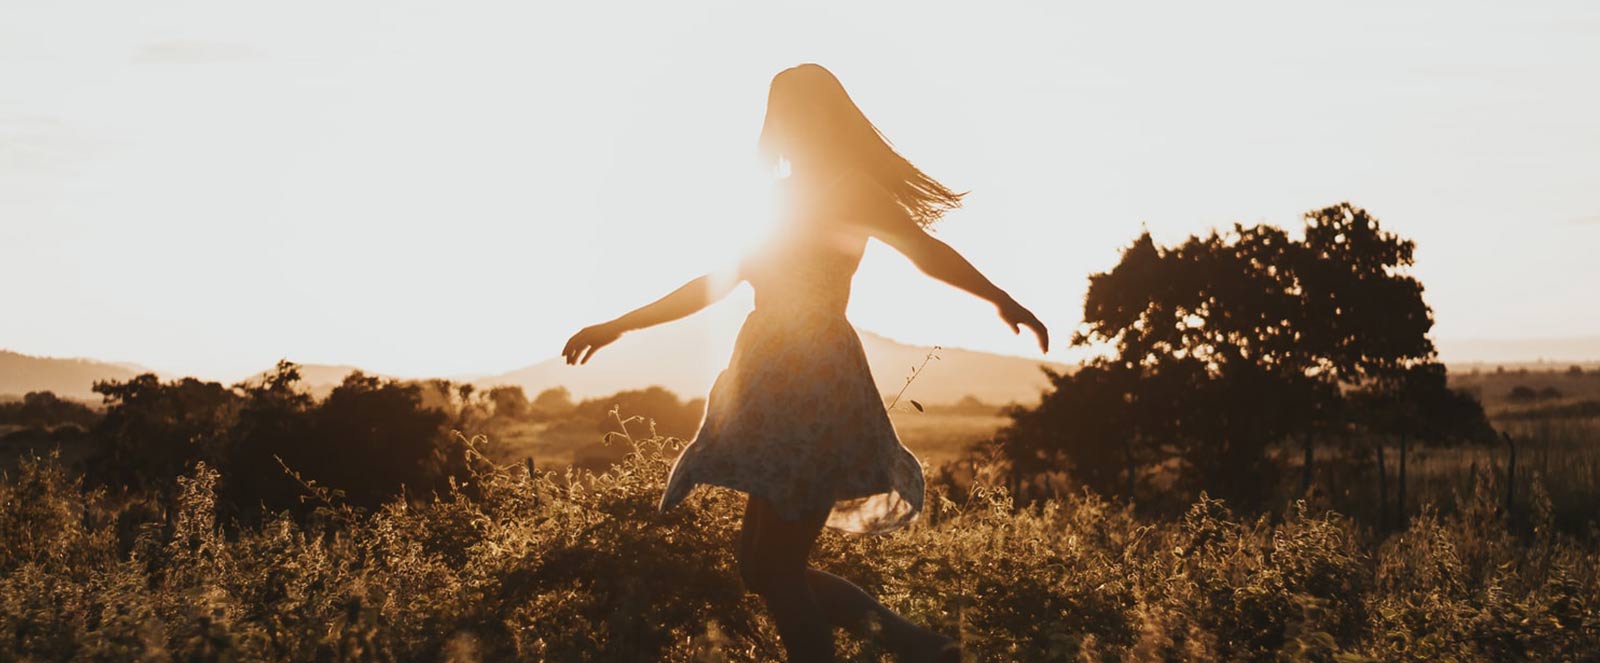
[{"left": 3, "top": 429, "right": 1598, "bottom": 662}]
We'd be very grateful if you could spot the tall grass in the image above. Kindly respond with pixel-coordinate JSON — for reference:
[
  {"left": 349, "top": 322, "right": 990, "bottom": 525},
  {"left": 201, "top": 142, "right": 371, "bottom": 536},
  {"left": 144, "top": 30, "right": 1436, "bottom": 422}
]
[{"left": 3, "top": 428, "right": 1598, "bottom": 662}]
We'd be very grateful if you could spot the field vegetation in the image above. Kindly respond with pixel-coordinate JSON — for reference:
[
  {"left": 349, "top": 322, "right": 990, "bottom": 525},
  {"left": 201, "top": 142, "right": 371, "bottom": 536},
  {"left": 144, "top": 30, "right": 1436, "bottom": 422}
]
[{"left": 5, "top": 425, "right": 1600, "bottom": 662}]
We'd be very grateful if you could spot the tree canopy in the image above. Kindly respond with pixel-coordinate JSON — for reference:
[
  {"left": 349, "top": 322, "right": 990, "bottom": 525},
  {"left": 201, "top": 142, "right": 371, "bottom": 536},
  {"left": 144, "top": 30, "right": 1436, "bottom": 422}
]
[{"left": 1001, "top": 203, "right": 1490, "bottom": 509}]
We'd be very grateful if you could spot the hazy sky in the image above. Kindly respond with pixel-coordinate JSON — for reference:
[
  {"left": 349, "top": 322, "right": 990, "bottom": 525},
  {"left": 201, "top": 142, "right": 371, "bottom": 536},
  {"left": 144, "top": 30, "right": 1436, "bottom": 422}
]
[{"left": 3, "top": 1, "right": 1598, "bottom": 381}]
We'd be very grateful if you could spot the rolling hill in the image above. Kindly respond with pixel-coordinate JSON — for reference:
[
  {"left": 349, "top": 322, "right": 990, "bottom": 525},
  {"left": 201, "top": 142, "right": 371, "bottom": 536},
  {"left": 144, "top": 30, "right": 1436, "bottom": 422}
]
[
  {"left": 12, "top": 333, "right": 1594, "bottom": 408},
  {"left": 0, "top": 350, "right": 155, "bottom": 402},
  {"left": 473, "top": 316, "right": 1069, "bottom": 406}
]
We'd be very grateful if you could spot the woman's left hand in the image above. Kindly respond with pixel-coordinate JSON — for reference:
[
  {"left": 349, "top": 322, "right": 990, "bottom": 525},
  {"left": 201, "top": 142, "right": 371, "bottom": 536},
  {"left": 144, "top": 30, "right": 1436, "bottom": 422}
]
[{"left": 998, "top": 299, "right": 1049, "bottom": 353}]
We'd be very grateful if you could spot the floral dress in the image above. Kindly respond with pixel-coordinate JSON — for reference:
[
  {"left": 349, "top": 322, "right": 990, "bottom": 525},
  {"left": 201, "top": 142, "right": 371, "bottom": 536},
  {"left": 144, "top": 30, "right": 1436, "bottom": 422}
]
[{"left": 657, "top": 191, "right": 925, "bottom": 534}]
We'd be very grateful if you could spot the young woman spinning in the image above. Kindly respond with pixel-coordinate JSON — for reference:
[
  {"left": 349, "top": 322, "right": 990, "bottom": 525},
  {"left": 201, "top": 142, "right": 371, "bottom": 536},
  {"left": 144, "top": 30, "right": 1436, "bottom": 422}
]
[{"left": 563, "top": 63, "right": 1049, "bottom": 662}]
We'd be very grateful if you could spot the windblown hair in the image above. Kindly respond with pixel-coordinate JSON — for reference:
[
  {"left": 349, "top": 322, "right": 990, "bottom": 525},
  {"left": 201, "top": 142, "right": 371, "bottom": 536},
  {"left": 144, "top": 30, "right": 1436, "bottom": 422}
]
[{"left": 757, "top": 64, "right": 964, "bottom": 227}]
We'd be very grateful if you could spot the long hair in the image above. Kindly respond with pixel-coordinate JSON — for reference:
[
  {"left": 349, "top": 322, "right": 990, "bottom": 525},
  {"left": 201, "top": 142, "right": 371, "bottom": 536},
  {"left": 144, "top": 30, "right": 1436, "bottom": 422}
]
[{"left": 757, "top": 64, "right": 964, "bottom": 228}]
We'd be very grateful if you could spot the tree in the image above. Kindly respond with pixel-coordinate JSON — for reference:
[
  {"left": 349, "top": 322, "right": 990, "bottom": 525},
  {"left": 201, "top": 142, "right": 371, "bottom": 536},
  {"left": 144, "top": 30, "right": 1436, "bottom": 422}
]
[
  {"left": 1001, "top": 203, "right": 1441, "bottom": 509},
  {"left": 223, "top": 360, "right": 315, "bottom": 515},
  {"left": 530, "top": 387, "right": 576, "bottom": 421},
  {"left": 293, "top": 372, "right": 456, "bottom": 508},
  {"left": 88, "top": 374, "right": 241, "bottom": 494},
  {"left": 568, "top": 386, "right": 705, "bottom": 440},
  {"left": 0, "top": 391, "right": 99, "bottom": 429},
  {"left": 228, "top": 363, "right": 471, "bottom": 514},
  {"left": 487, "top": 385, "right": 530, "bottom": 420}
]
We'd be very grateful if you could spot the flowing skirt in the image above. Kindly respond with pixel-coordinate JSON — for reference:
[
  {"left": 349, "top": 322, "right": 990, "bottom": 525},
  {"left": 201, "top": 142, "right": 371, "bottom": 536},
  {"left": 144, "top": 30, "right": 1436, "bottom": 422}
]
[{"left": 658, "top": 306, "right": 925, "bottom": 534}]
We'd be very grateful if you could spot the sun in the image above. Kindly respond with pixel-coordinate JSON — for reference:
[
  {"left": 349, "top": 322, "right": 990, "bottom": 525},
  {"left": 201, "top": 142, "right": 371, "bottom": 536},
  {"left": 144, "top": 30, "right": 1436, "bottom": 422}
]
[{"left": 699, "top": 165, "right": 785, "bottom": 292}]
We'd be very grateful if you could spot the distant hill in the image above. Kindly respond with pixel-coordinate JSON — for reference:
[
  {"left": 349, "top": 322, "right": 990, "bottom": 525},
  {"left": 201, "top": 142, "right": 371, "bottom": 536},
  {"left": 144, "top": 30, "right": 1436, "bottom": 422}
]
[
  {"left": 1437, "top": 336, "right": 1600, "bottom": 367},
  {"left": 0, "top": 350, "right": 157, "bottom": 402},
  {"left": 474, "top": 316, "right": 1069, "bottom": 406},
  {"left": 0, "top": 351, "right": 395, "bottom": 404}
]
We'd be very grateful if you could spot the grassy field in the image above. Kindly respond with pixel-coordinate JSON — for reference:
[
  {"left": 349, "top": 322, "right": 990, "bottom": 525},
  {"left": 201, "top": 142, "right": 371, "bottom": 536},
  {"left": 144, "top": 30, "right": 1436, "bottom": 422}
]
[
  {"left": 4, "top": 371, "right": 1600, "bottom": 661},
  {"left": 1449, "top": 366, "right": 1600, "bottom": 414},
  {"left": 475, "top": 409, "right": 1011, "bottom": 474},
  {"left": 1266, "top": 416, "right": 1600, "bottom": 534},
  {"left": 4, "top": 435, "right": 1598, "bottom": 662},
  {"left": 894, "top": 409, "right": 1010, "bottom": 467}
]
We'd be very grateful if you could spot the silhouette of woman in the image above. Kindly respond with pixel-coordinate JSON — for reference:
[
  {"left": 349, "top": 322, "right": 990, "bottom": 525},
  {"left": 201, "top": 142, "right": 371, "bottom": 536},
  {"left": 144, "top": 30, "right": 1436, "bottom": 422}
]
[{"left": 562, "top": 64, "right": 1048, "bottom": 663}]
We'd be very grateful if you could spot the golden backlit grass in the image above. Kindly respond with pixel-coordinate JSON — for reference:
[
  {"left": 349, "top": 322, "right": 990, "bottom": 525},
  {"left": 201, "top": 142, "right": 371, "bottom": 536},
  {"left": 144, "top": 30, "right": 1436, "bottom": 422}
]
[{"left": 3, "top": 431, "right": 1599, "bottom": 662}]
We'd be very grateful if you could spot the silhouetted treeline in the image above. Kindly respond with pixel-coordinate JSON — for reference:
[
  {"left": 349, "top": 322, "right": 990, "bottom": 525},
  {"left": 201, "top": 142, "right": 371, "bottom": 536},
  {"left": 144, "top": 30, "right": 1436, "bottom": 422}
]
[
  {"left": 83, "top": 364, "right": 466, "bottom": 515},
  {"left": 469, "top": 383, "right": 707, "bottom": 471},
  {"left": 0, "top": 391, "right": 98, "bottom": 429},
  {"left": 1508, "top": 384, "right": 1564, "bottom": 402},
  {"left": 980, "top": 203, "right": 1497, "bottom": 525},
  {"left": 1497, "top": 399, "right": 1600, "bottom": 421},
  {"left": 0, "top": 363, "right": 708, "bottom": 521},
  {"left": 550, "top": 386, "right": 706, "bottom": 440}
]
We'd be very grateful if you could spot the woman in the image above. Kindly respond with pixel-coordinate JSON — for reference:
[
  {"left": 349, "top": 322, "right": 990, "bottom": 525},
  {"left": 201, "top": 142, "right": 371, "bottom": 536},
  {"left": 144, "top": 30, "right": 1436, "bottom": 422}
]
[{"left": 562, "top": 64, "right": 1049, "bottom": 663}]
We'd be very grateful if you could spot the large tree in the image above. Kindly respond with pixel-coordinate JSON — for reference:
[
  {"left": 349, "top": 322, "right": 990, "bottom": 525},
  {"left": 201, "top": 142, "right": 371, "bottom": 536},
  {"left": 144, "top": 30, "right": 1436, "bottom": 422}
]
[{"left": 1000, "top": 203, "right": 1442, "bottom": 507}]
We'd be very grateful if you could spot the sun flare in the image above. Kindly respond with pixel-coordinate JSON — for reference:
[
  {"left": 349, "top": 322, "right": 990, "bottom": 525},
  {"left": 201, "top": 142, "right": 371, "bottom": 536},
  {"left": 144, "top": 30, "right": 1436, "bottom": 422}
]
[{"left": 701, "top": 167, "right": 785, "bottom": 292}]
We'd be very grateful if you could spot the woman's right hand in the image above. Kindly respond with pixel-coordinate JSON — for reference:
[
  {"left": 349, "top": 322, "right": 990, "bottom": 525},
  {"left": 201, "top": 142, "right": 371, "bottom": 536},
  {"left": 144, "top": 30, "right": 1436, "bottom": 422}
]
[{"left": 562, "top": 322, "right": 622, "bottom": 365}]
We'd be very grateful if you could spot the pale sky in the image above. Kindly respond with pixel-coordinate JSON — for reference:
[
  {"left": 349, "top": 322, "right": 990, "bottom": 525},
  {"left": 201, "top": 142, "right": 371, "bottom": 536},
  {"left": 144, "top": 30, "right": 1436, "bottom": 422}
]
[{"left": 3, "top": 1, "right": 1598, "bottom": 381}]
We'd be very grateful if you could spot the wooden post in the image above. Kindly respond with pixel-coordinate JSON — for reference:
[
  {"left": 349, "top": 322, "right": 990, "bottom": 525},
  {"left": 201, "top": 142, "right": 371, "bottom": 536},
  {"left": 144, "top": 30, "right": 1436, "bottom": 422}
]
[
  {"left": 1375, "top": 442, "right": 1388, "bottom": 532},
  {"left": 1503, "top": 431, "right": 1516, "bottom": 525},
  {"left": 1397, "top": 433, "right": 1408, "bottom": 527}
]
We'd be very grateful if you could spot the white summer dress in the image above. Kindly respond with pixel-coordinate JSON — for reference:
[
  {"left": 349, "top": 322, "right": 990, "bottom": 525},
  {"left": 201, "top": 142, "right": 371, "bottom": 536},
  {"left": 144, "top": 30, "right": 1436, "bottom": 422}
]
[{"left": 656, "top": 182, "right": 925, "bottom": 534}]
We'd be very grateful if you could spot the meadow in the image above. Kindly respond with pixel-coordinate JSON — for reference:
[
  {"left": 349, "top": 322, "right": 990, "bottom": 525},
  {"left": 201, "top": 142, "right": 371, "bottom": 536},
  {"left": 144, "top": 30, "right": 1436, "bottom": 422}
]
[
  {"left": 3, "top": 358, "right": 1600, "bottom": 662},
  {"left": 4, "top": 420, "right": 1600, "bottom": 662},
  {"left": 453, "top": 384, "right": 1008, "bottom": 476}
]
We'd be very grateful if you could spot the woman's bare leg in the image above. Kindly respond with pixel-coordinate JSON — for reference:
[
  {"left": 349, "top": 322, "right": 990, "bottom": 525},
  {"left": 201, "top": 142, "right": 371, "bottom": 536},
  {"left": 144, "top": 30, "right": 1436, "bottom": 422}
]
[
  {"left": 739, "top": 496, "right": 835, "bottom": 662},
  {"left": 805, "top": 569, "right": 957, "bottom": 660},
  {"left": 739, "top": 496, "right": 957, "bottom": 662}
]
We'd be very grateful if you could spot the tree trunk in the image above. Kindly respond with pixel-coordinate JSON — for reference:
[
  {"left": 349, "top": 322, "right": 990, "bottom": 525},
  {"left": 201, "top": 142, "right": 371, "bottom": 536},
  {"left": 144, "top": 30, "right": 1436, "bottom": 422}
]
[
  {"left": 1397, "top": 433, "right": 1409, "bottom": 527},
  {"left": 1375, "top": 442, "right": 1388, "bottom": 532},
  {"left": 1301, "top": 432, "right": 1315, "bottom": 495}
]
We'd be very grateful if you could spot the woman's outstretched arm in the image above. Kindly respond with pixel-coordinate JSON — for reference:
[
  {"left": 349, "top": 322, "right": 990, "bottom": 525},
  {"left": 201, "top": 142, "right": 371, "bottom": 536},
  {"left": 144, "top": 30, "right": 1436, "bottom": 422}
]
[
  {"left": 842, "top": 176, "right": 1050, "bottom": 353},
  {"left": 562, "top": 270, "right": 742, "bottom": 365}
]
